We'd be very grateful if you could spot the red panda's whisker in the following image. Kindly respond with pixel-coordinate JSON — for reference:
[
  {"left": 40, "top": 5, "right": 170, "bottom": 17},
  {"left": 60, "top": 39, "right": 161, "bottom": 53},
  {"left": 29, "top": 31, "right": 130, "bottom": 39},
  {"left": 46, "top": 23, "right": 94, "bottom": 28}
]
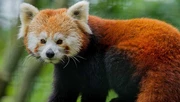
[
  {"left": 73, "top": 56, "right": 80, "bottom": 63},
  {"left": 76, "top": 55, "right": 86, "bottom": 60},
  {"left": 63, "top": 57, "right": 70, "bottom": 69},
  {"left": 71, "top": 57, "right": 77, "bottom": 68},
  {"left": 24, "top": 54, "right": 33, "bottom": 64},
  {"left": 60, "top": 59, "right": 65, "bottom": 63},
  {"left": 23, "top": 54, "right": 38, "bottom": 65}
]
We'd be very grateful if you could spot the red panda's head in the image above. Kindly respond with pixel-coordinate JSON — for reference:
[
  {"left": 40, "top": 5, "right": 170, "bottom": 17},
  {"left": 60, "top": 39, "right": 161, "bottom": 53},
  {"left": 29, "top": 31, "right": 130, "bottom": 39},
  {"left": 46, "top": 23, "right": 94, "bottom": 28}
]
[{"left": 18, "top": 1, "right": 92, "bottom": 64}]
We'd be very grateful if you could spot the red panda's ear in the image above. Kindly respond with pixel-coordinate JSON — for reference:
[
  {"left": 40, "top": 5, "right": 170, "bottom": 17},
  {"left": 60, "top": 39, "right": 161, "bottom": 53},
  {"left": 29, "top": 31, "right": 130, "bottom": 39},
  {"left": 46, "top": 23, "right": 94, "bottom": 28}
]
[
  {"left": 67, "top": 1, "right": 92, "bottom": 34},
  {"left": 18, "top": 3, "right": 39, "bottom": 39}
]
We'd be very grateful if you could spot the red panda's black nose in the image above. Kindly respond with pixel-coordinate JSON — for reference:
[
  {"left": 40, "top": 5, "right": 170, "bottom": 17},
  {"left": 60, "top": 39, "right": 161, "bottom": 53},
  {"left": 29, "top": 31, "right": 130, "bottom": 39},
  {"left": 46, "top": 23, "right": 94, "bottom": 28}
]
[{"left": 46, "top": 49, "right": 55, "bottom": 58}]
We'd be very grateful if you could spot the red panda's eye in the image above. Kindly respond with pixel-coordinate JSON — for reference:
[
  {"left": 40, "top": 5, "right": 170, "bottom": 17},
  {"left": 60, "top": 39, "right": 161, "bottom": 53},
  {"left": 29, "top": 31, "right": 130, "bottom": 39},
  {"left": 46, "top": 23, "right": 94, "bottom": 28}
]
[
  {"left": 56, "top": 39, "right": 63, "bottom": 44},
  {"left": 40, "top": 39, "right": 46, "bottom": 44}
]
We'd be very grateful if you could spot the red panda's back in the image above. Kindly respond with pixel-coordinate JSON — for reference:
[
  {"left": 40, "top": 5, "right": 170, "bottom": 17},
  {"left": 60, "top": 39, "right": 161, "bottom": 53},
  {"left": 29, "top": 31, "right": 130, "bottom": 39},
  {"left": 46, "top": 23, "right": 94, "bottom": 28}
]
[
  {"left": 119, "top": 18, "right": 180, "bottom": 43},
  {"left": 89, "top": 16, "right": 180, "bottom": 47},
  {"left": 116, "top": 18, "right": 180, "bottom": 63},
  {"left": 89, "top": 16, "right": 180, "bottom": 69}
]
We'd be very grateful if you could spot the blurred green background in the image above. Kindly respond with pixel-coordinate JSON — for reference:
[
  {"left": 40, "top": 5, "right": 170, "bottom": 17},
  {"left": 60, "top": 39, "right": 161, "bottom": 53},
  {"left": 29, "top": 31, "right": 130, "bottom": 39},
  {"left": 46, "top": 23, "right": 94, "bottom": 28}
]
[{"left": 0, "top": 0, "right": 180, "bottom": 102}]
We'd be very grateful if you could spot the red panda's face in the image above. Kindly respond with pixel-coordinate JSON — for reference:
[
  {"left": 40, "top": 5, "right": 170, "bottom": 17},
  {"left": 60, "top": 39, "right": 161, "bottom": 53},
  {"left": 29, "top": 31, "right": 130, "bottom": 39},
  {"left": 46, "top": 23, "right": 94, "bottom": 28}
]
[{"left": 19, "top": 1, "right": 91, "bottom": 64}]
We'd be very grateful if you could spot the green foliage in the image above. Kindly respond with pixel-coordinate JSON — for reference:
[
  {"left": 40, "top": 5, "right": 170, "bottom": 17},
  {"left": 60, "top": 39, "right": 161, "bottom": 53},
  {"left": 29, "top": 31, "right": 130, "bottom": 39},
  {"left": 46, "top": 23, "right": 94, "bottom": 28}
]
[
  {"left": 27, "top": 64, "right": 53, "bottom": 102},
  {"left": 90, "top": 0, "right": 180, "bottom": 28},
  {"left": 34, "top": 0, "right": 52, "bottom": 9}
]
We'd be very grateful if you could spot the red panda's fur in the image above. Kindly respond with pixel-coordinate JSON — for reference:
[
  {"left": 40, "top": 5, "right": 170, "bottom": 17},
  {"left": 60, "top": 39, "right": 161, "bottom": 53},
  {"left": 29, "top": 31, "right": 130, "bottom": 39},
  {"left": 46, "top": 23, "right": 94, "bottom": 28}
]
[
  {"left": 88, "top": 16, "right": 180, "bottom": 102},
  {"left": 19, "top": 2, "right": 180, "bottom": 102}
]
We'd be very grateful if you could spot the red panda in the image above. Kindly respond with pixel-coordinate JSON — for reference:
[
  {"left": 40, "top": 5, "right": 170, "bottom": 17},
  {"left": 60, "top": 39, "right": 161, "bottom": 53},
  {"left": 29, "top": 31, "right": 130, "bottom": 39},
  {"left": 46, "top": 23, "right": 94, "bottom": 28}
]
[{"left": 18, "top": 1, "right": 180, "bottom": 102}]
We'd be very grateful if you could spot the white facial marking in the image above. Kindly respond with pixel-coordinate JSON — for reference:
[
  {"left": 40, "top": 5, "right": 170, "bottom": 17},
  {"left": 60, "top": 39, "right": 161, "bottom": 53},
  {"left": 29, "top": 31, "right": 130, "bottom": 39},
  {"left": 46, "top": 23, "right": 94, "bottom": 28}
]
[
  {"left": 65, "top": 32, "right": 82, "bottom": 56},
  {"left": 39, "top": 31, "right": 47, "bottom": 39},
  {"left": 54, "top": 33, "right": 65, "bottom": 41},
  {"left": 27, "top": 32, "right": 38, "bottom": 54}
]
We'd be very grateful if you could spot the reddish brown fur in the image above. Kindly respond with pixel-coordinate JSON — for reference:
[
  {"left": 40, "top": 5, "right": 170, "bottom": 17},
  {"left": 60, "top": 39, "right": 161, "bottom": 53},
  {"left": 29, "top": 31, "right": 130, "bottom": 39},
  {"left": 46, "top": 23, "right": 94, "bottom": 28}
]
[
  {"left": 64, "top": 46, "right": 70, "bottom": 54},
  {"left": 88, "top": 16, "right": 180, "bottom": 102}
]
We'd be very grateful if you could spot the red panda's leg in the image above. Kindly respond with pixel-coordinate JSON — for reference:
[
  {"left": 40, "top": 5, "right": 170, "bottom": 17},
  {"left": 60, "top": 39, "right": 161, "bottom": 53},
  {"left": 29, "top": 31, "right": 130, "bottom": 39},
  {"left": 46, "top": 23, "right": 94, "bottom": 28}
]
[
  {"left": 137, "top": 65, "right": 180, "bottom": 102},
  {"left": 80, "top": 53, "right": 109, "bottom": 102},
  {"left": 48, "top": 64, "right": 80, "bottom": 102},
  {"left": 105, "top": 47, "right": 140, "bottom": 102}
]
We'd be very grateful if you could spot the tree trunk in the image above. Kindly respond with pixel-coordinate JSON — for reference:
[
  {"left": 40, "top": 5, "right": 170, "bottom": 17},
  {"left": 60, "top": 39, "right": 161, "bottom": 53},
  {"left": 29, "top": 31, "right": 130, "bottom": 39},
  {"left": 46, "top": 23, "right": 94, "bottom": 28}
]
[
  {"left": 0, "top": 25, "right": 24, "bottom": 99},
  {"left": 14, "top": 59, "right": 43, "bottom": 102},
  {"left": 0, "top": 0, "right": 40, "bottom": 100}
]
